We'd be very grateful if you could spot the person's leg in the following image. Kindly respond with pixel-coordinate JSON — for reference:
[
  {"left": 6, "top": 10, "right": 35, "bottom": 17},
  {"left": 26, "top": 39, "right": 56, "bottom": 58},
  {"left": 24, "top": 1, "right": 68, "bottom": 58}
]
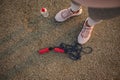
[
  {"left": 78, "top": 7, "right": 120, "bottom": 44},
  {"left": 55, "top": 0, "right": 82, "bottom": 22},
  {"left": 70, "top": 0, "right": 81, "bottom": 12}
]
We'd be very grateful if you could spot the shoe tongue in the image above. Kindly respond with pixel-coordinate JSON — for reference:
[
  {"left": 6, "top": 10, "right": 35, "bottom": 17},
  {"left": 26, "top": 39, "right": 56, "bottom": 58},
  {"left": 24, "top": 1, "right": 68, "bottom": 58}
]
[
  {"left": 85, "top": 20, "right": 92, "bottom": 27},
  {"left": 70, "top": 9, "right": 79, "bottom": 14}
]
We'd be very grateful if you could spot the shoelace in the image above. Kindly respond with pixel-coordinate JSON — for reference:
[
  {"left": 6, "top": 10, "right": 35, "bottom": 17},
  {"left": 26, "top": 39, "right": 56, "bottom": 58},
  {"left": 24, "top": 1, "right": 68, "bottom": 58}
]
[
  {"left": 81, "top": 27, "right": 92, "bottom": 38},
  {"left": 61, "top": 9, "right": 73, "bottom": 19},
  {"left": 81, "top": 20, "right": 93, "bottom": 38}
]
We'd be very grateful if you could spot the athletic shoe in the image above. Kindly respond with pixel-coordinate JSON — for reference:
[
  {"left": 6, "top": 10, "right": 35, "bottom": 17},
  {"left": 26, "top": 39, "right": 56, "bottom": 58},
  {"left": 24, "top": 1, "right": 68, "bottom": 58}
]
[{"left": 55, "top": 8, "right": 82, "bottom": 22}]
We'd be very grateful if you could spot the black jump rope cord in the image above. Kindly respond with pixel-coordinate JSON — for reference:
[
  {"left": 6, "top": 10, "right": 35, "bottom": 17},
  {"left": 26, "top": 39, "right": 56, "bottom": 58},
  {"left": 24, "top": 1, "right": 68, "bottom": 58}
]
[{"left": 39, "top": 42, "right": 93, "bottom": 60}]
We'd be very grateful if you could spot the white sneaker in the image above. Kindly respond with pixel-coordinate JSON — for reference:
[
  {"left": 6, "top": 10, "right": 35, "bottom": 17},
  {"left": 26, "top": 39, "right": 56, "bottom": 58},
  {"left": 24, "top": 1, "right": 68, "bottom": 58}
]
[
  {"left": 78, "top": 18, "right": 94, "bottom": 44},
  {"left": 55, "top": 8, "right": 82, "bottom": 22}
]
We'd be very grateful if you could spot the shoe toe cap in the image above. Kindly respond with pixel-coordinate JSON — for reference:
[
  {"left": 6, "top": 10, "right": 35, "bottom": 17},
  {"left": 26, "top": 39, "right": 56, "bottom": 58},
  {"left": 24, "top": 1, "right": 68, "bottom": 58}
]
[
  {"left": 55, "top": 9, "right": 67, "bottom": 22},
  {"left": 78, "top": 38, "right": 86, "bottom": 44},
  {"left": 78, "top": 34, "right": 89, "bottom": 44},
  {"left": 55, "top": 13, "right": 64, "bottom": 22}
]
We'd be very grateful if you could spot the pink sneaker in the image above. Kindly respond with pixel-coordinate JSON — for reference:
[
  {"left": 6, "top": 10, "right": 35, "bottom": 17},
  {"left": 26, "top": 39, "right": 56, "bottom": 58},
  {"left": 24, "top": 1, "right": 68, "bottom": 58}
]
[
  {"left": 55, "top": 8, "right": 82, "bottom": 22},
  {"left": 78, "top": 18, "right": 94, "bottom": 44}
]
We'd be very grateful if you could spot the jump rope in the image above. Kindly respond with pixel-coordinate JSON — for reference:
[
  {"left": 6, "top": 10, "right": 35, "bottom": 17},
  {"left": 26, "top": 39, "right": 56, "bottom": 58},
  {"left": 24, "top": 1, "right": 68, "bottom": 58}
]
[{"left": 38, "top": 41, "right": 93, "bottom": 60}]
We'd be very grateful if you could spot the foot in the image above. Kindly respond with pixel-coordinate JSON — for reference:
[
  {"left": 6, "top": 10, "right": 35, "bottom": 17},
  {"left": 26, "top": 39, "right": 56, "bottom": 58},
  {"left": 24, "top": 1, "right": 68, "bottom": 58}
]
[
  {"left": 55, "top": 8, "right": 82, "bottom": 22},
  {"left": 78, "top": 18, "right": 94, "bottom": 44}
]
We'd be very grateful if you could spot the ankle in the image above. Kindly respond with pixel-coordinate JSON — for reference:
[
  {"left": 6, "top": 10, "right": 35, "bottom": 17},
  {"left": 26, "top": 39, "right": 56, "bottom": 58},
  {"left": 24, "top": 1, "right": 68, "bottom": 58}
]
[
  {"left": 70, "top": 9, "right": 80, "bottom": 14},
  {"left": 86, "top": 17, "right": 102, "bottom": 27},
  {"left": 85, "top": 20, "right": 92, "bottom": 27}
]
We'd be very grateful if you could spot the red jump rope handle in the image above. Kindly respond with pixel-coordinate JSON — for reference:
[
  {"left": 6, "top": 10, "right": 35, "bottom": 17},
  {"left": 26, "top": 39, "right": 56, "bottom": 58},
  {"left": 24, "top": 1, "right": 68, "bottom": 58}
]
[
  {"left": 54, "top": 48, "right": 65, "bottom": 53},
  {"left": 39, "top": 48, "right": 53, "bottom": 54}
]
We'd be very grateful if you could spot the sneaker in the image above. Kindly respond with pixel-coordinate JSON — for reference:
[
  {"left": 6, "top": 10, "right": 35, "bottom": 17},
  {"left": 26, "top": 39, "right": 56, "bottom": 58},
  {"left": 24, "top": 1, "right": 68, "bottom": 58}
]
[
  {"left": 78, "top": 18, "right": 94, "bottom": 44},
  {"left": 55, "top": 8, "right": 82, "bottom": 22}
]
